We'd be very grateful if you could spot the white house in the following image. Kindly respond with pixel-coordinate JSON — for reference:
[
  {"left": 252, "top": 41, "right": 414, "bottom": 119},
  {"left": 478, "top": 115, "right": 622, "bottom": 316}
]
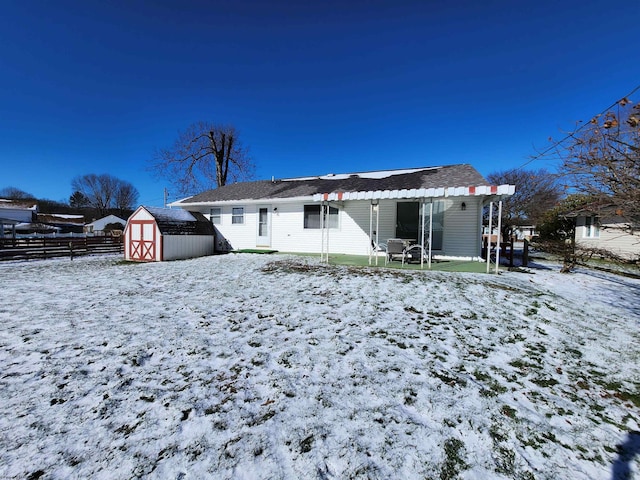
[
  {"left": 170, "top": 164, "right": 515, "bottom": 261},
  {"left": 85, "top": 214, "right": 127, "bottom": 234},
  {"left": 124, "top": 206, "right": 215, "bottom": 262},
  {"left": 571, "top": 205, "right": 639, "bottom": 261}
]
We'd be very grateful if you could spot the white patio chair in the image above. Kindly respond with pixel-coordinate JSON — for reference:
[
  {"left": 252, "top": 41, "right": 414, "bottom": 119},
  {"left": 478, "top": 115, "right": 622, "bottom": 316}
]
[{"left": 385, "top": 238, "right": 406, "bottom": 265}]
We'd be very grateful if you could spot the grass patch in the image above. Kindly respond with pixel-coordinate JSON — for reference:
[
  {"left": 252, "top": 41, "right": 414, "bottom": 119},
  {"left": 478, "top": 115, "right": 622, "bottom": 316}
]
[{"left": 439, "top": 438, "right": 467, "bottom": 480}]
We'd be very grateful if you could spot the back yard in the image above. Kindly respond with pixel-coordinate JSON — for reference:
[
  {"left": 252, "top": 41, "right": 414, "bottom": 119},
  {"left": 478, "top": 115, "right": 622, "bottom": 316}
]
[{"left": 0, "top": 253, "right": 638, "bottom": 479}]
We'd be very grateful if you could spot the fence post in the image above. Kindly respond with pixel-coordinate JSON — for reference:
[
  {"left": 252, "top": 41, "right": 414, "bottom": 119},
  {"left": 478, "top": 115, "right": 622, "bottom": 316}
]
[
  {"left": 523, "top": 239, "right": 529, "bottom": 267},
  {"left": 509, "top": 236, "right": 514, "bottom": 268}
]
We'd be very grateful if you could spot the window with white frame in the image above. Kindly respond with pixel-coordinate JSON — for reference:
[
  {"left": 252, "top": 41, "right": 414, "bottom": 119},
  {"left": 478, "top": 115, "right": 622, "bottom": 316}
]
[
  {"left": 583, "top": 215, "right": 600, "bottom": 238},
  {"left": 232, "top": 207, "right": 244, "bottom": 224},
  {"left": 304, "top": 204, "right": 339, "bottom": 229},
  {"left": 210, "top": 207, "right": 221, "bottom": 225}
]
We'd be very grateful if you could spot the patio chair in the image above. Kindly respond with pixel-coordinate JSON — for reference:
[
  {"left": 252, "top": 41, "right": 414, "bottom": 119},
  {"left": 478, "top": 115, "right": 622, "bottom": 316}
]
[
  {"left": 403, "top": 244, "right": 428, "bottom": 264},
  {"left": 370, "top": 239, "right": 387, "bottom": 264},
  {"left": 386, "top": 238, "right": 406, "bottom": 265}
]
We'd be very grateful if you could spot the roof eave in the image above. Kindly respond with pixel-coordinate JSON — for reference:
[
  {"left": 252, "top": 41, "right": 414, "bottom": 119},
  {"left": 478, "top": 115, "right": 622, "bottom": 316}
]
[
  {"left": 313, "top": 184, "right": 516, "bottom": 201},
  {"left": 170, "top": 195, "right": 318, "bottom": 207}
]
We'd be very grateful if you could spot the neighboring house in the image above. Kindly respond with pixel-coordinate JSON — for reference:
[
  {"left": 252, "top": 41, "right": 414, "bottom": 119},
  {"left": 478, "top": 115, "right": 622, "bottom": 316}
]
[
  {"left": 570, "top": 205, "right": 639, "bottom": 260},
  {"left": 124, "top": 206, "right": 215, "bottom": 262},
  {"left": 170, "top": 164, "right": 516, "bottom": 260},
  {"left": 513, "top": 225, "right": 537, "bottom": 241},
  {"left": 85, "top": 215, "right": 126, "bottom": 234},
  {"left": 0, "top": 199, "right": 37, "bottom": 238}
]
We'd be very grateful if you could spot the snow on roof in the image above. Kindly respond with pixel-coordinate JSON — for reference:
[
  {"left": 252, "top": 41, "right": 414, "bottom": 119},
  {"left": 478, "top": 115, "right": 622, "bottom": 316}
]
[
  {"left": 0, "top": 199, "right": 38, "bottom": 210},
  {"left": 37, "top": 213, "right": 85, "bottom": 224},
  {"left": 48, "top": 214, "right": 85, "bottom": 219},
  {"left": 145, "top": 206, "right": 198, "bottom": 223},
  {"left": 283, "top": 166, "right": 439, "bottom": 182},
  {"left": 141, "top": 206, "right": 215, "bottom": 236}
]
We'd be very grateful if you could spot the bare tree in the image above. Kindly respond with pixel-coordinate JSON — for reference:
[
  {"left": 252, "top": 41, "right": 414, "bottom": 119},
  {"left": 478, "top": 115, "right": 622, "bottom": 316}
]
[
  {"left": 559, "top": 97, "right": 640, "bottom": 230},
  {"left": 71, "top": 174, "right": 139, "bottom": 216},
  {"left": 113, "top": 180, "right": 139, "bottom": 216},
  {"left": 151, "top": 121, "right": 255, "bottom": 196},
  {"left": 486, "top": 168, "right": 563, "bottom": 238},
  {"left": 0, "top": 186, "right": 35, "bottom": 200}
]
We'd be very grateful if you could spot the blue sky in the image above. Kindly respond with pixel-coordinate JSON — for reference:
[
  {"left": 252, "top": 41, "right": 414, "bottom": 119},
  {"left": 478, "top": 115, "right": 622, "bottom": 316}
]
[{"left": 1, "top": 0, "right": 638, "bottom": 207}]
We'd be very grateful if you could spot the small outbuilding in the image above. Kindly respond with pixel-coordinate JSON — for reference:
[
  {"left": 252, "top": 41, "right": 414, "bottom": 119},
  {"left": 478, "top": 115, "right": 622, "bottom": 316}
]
[
  {"left": 124, "top": 206, "right": 215, "bottom": 262},
  {"left": 85, "top": 214, "right": 127, "bottom": 234}
]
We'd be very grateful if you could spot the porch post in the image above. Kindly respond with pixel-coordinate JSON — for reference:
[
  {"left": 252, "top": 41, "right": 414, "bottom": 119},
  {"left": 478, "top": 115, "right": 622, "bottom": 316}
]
[
  {"left": 368, "top": 202, "right": 373, "bottom": 265},
  {"left": 428, "top": 199, "right": 433, "bottom": 269},
  {"left": 325, "top": 203, "right": 329, "bottom": 263},
  {"left": 320, "top": 201, "right": 326, "bottom": 262},
  {"left": 495, "top": 200, "right": 503, "bottom": 274},
  {"left": 420, "top": 199, "right": 425, "bottom": 269},
  {"left": 486, "top": 201, "right": 493, "bottom": 273},
  {"left": 375, "top": 201, "right": 380, "bottom": 266}
]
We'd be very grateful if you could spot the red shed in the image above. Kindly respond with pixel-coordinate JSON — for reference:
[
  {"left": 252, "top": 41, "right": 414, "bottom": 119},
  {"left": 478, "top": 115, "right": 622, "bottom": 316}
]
[{"left": 124, "top": 206, "right": 215, "bottom": 262}]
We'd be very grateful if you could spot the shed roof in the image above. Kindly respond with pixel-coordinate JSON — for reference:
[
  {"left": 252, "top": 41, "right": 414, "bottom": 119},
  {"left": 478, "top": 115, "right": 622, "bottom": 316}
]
[
  {"left": 174, "top": 164, "right": 512, "bottom": 205},
  {"left": 143, "top": 207, "right": 215, "bottom": 235}
]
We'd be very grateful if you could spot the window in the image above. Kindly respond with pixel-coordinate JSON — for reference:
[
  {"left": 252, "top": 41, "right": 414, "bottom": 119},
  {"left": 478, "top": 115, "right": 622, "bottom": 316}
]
[
  {"left": 232, "top": 207, "right": 244, "bottom": 225},
  {"left": 210, "top": 207, "right": 221, "bottom": 225},
  {"left": 304, "top": 204, "right": 339, "bottom": 229},
  {"left": 584, "top": 215, "right": 600, "bottom": 238}
]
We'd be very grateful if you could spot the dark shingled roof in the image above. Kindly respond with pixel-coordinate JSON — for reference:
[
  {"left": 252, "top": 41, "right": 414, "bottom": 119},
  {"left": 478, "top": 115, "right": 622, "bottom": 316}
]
[
  {"left": 178, "top": 164, "right": 487, "bottom": 204},
  {"left": 144, "top": 207, "right": 215, "bottom": 235}
]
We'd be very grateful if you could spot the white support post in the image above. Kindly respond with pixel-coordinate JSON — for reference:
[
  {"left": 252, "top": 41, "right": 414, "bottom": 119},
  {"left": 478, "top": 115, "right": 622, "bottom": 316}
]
[
  {"left": 325, "top": 205, "right": 329, "bottom": 263},
  {"left": 419, "top": 200, "right": 424, "bottom": 269},
  {"left": 486, "top": 201, "right": 493, "bottom": 274},
  {"left": 368, "top": 203, "right": 373, "bottom": 266},
  {"left": 375, "top": 202, "right": 380, "bottom": 266},
  {"left": 320, "top": 202, "right": 326, "bottom": 263},
  {"left": 428, "top": 200, "right": 433, "bottom": 270},
  {"left": 495, "top": 200, "right": 503, "bottom": 274}
]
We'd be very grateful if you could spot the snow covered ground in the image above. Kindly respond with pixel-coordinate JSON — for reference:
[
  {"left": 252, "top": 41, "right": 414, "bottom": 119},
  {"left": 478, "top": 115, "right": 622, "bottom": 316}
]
[{"left": 1, "top": 253, "right": 638, "bottom": 479}]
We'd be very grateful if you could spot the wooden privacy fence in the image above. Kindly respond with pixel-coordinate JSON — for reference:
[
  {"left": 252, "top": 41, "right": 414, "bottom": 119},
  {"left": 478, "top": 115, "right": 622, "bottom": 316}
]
[{"left": 0, "top": 236, "right": 124, "bottom": 261}]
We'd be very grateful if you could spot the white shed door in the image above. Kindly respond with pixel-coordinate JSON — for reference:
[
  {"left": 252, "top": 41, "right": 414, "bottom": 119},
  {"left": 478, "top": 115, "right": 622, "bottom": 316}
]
[{"left": 129, "top": 220, "right": 157, "bottom": 261}]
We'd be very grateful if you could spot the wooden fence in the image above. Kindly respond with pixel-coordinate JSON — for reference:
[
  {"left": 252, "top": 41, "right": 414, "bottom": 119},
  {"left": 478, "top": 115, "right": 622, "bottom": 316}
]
[{"left": 0, "top": 236, "right": 124, "bottom": 261}]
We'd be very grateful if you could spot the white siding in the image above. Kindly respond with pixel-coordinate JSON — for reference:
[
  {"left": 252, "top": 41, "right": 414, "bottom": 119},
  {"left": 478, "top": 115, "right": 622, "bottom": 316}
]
[
  {"left": 442, "top": 198, "right": 483, "bottom": 259},
  {"left": 576, "top": 215, "right": 640, "bottom": 260},
  {"left": 163, "top": 235, "right": 214, "bottom": 261},
  {"left": 196, "top": 205, "right": 254, "bottom": 251},
  {"left": 189, "top": 197, "right": 485, "bottom": 258}
]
